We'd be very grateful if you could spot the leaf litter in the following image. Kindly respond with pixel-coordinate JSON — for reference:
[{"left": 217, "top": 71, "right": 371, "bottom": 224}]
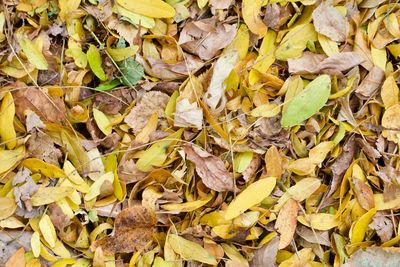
[{"left": 0, "top": 0, "right": 400, "bottom": 266}]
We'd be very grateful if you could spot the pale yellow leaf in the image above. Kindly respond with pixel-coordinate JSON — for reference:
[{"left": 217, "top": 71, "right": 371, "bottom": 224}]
[
  {"left": 0, "top": 92, "right": 16, "bottom": 149},
  {"left": 93, "top": 108, "right": 112, "bottom": 136},
  {"left": 116, "top": 0, "right": 175, "bottom": 18},
  {"left": 297, "top": 213, "right": 338, "bottom": 231},
  {"left": 39, "top": 214, "right": 57, "bottom": 248},
  {"left": 242, "top": 0, "right": 267, "bottom": 36}
]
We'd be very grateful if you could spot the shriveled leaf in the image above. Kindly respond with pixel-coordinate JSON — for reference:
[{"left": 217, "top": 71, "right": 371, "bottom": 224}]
[{"left": 275, "top": 198, "right": 298, "bottom": 249}]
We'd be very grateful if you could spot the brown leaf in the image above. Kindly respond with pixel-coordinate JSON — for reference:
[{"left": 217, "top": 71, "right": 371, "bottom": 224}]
[
  {"left": 369, "top": 212, "right": 393, "bottom": 243},
  {"left": 92, "top": 205, "right": 156, "bottom": 255},
  {"left": 178, "top": 18, "right": 237, "bottom": 60},
  {"left": 250, "top": 236, "right": 279, "bottom": 267},
  {"left": 275, "top": 198, "right": 298, "bottom": 249},
  {"left": 118, "top": 159, "right": 147, "bottom": 184},
  {"left": 13, "top": 85, "right": 66, "bottom": 123},
  {"left": 296, "top": 226, "right": 331, "bottom": 246},
  {"left": 288, "top": 52, "right": 364, "bottom": 75},
  {"left": 327, "top": 136, "right": 355, "bottom": 197},
  {"left": 184, "top": 144, "right": 234, "bottom": 192},
  {"left": 49, "top": 203, "right": 71, "bottom": 232},
  {"left": 353, "top": 178, "right": 375, "bottom": 210},
  {"left": 355, "top": 138, "right": 381, "bottom": 161},
  {"left": 312, "top": 3, "right": 348, "bottom": 42},
  {"left": 136, "top": 54, "right": 204, "bottom": 80},
  {"left": 242, "top": 155, "right": 261, "bottom": 182},
  {"left": 124, "top": 91, "right": 169, "bottom": 134},
  {"left": 26, "top": 130, "right": 62, "bottom": 166},
  {"left": 355, "top": 66, "right": 385, "bottom": 99}
]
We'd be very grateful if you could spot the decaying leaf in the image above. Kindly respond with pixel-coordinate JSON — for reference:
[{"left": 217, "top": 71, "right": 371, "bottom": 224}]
[
  {"left": 184, "top": 144, "right": 234, "bottom": 192},
  {"left": 92, "top": 205, "right": 156, "bottom": 255}
]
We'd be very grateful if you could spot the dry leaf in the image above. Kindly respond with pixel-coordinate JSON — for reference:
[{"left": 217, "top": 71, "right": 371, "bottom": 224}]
[
  {"left": 174, "top": 98, "right": 203, "bottom": 129},
  {"left": 92, "top": 205, "right": 156, "bottom": 255},
  {"left": 312, "top": 3, "right": 348, "bottom": 42},
  {"left": 355, "top": 66, "right": 385, "bottom": 99},
  {"left": 184, "top": 144, "right": 234, "bottom": 192},
  {"left": 275, "top": 198, "right": 298, "bottom": 249}
]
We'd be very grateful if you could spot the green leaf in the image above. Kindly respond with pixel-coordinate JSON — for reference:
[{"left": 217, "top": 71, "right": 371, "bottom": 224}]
[
  {"left": 87, "top": 44, "right": 107, "bottom": 81},
  {"left": 118, "top": 57, "right": 144, "bottom": 86},
  {"left": 281, "top": 75, "right": 331, "bottom": 127},
  {"left": 17, "top": 34, "right": 48, "bottom": 70},
  {"left": 95, "top": 79, "right": 121, "bottom": 91}
]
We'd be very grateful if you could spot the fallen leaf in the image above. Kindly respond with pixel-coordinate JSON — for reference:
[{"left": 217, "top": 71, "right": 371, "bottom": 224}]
[
  {"left": 275, "top": 198, "right": 298, "bottom": 249},
  {"left": 116, "top": 0, "right": 175, "bottom": 18},
  {"left": 13, "top": 86, "right": 66, "bottom": 123},
  {"left": 242, "top": 0, "right": 267, "bottom": 36},
  {"left": 225, "top": 177, "right": 276, "bottom": 220},
  {"left": 343, "top": 247, "right": 400, "bottom": 266},
  {"left": 174, "top": 98, "right": 203, "bottom": 130},
  {"left": 93, "top": 205, "right": 156, "bottom": 255},
  {"left": 0, "top": 92, "right": 16, "bottom": 149},
  {"left": 281, "top": 75, "right": 331, "bottom": 127},
  {"left": 178, "top": 18, "right": 237, "bottom": 60},
  {"left": 355, "top": 66, "right": 385, "bottom": 99},
  {"left": 250, "top": 236, "right": 279, "bottom": 267},
  {"left": 297, "top": 213, "right": 338, "bottom": 231},
  {"left": 369, "top": 212, "right": 393, "bottom": 243},
  {"left": 87, "top": 45, "right": 107, "bottom": 81},
  {"left": 17, "top": 34, "right": 48, "bottom": 70},
  {"left": 124, "top": 91, "right": 169, "bottom": 134},
  {"left": 184, "top": 144, "right": 234, "bottom": 192},
  {"left": 312, "top": 3, "right": 348, "bottom": 42},
  {"left": 204, "top": 50, "right": 239, "bottom": 110},
  {"left": 5, "top": 247, "right": 25, "bottom": 267}
]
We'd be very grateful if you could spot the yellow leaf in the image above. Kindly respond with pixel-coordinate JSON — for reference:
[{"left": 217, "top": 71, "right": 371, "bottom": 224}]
[
  {"left": 297, "top": 213, "right": 338, "bottom": 230},
  {"left": 65, "top": 39, "right": 87, "bottom": 68},
  {"left": 197, "top": 0, "right": 208, "bottom": 9},
  {"left": 116, "top": 0, "right": 175, "bottom": 18},
  {"left": 136, "top": 129, "right": 183, "bottom": 172},
  {"left": 308, "top": 141, "right": 335, "bottom": 164},
  {"left": 275, "top": 23, "right": 317, "bottom": 60},
  {"left": 17, "top": 34, "right": 48, "bottom": 70},
  {"left": 106, "top": 46, "right": 139, "bottom": 62},
  {"left": 0, "top": 146, "right": 25, "bottom": 174},
  {"left": 31, "top": 231, "right": 41, "bottom": 257},
  {"left": 0, "top": 197, "right": 17, "bottom": 220},
  {"left": 63, "top": 160, "right": 86, "bottom": 185},
  {"left": 381, "top": 76, "right": 399, "bottom": 109},
  {"left": 371, "top": 45, "right": 386, "bottom": 71},
  {"left": 224, "top": 24, "right": 250, "bottom": 60},
  {"left": 93, "top": 108, "right": 112, "bottom": 135},
  {"left": 39, "top": 214, "right": 57, "bottom": 248},
  {"left": 84, "top": 172, "right": 114, "bottom": 201},
  {"left": 350, "top": 208, "right": 377, "bottom": 243},
  {"left": 318, "top": 33, "right": 339, "bottom": 56},
  {"left": 0, "top": 216, "right": 24, "bottom": 228},
  {"left": 242, "top": 0, "right": 268, "bottom": 36},
  {"left": 250, "top": 103, "right": 281, "bottom": 118},
  {"left": 50, "top": 258, "right": 77, "bottom": 267},
  {"left": 135, "top": 112, "right": 158, "bottom": 143},
  {"left": 225, "top": 177, "right": 276, "bottom": 220},
  {"left": 22, "top": 158, "right": 67, "bottom": 178},
  {"left": 221, "top": 243, "right": 249, "bottom": 266},
  {"left": 288, "top": 158, "right": 316, "bottom": 176},
  {"left": 162, "top": 194, "right": 213, "bottom": 212},
  {"left": 168, "top": 234, "right": 217, "bottom": 265},
  {"left": 274, "top": 178, "right": 321, "bottom": 211},
  {"left": 374, "top": 194, "right": 400, "bottom": 210},
  {"left": 31, "top": 186, "right": 75, "bottom": 206},
  {"left": 234, "top": 151, "right": 253, "bottom": 173},
  {"left": 252, "top": 30, "right": 277, "bottom": 74},
  {"left": 0, "top": 92, "right": 16, "bottom": 149}
]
